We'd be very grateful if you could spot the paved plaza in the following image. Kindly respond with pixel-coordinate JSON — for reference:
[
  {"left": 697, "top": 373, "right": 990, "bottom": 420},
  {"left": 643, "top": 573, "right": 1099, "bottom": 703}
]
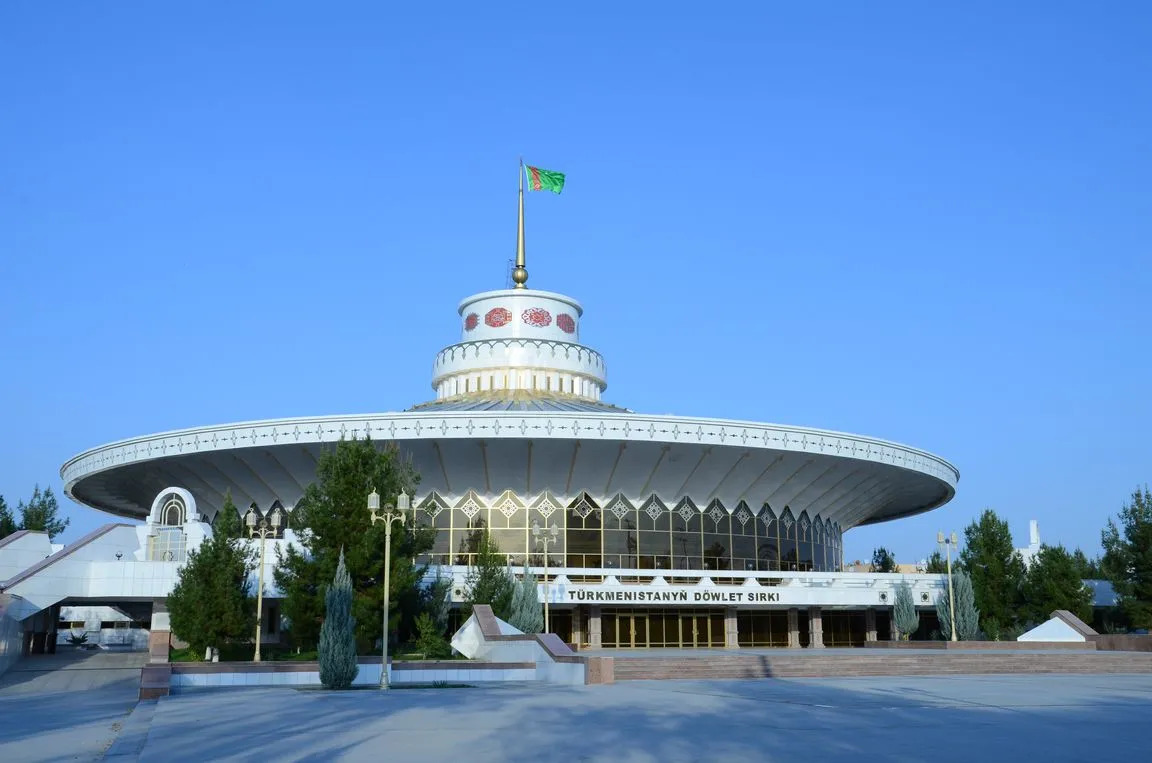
[
  {"left": 4, "top": 661, "right": 1151, "bottom": 762},
  {"left": 0, "top": 651, "right": 146, "bottom": 762}
]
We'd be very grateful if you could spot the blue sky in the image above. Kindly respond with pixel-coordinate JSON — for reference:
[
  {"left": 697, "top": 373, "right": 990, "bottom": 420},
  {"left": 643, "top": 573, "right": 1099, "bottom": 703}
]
[{"left": 2, "top": 3, "right": 1149, "bottom": 565}]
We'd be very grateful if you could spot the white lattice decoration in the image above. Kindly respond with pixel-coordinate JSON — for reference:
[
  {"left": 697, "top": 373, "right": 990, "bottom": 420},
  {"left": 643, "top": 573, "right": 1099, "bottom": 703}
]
[
  {"left": 460, "top": 498, "right": 481, "bottom": 520},
  {"left": 423, "top": 503, "right": 445, "bottom": 519},
  {"left": 676, "top": 502, "right": 695, "bottom": 524},
  {"left": 799, "top": 515, "right": 810, "bottom": 533},
  {"left": 498, "top": 498, "right": 519, "bottom": 519},
  {"left": 572, "top": 500, "right": 595, "bottom": 519},
  {"left": 735, "top": 507, "right": 752, "bottom": 526},
  {"left": 783, "top": 515, "right": 795, "bottom": 531},
  {"left": 609, "top": 499, "right": 630, "bottom": 520},
  {"left": 708, "top": 505, "right": 725, "bottom": 525},
  {"left": 536, "top": 499, "right": 558, "bottom": 519},
  {"left": 644, "top": 501, "right": 663, "bottom": 521}
]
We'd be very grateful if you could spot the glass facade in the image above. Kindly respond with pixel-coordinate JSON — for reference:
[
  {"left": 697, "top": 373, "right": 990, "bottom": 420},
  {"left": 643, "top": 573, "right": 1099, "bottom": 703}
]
[{"left": 414, "top": 490, "right": 843, "bottom": 572}]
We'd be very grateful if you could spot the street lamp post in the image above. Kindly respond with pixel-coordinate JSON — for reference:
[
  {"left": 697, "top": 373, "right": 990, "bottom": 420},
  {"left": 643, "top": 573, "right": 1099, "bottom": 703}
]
[
  {"left": 531, "top": 521, "right": 559, "bottom": 633},
  {"left": 245, "top": 503, "right": 282, "bottom": 662},
  {"left": 368, "top": 489, "right": 410, "bottom": 690},
  {"left": 937, "top": 531, "right": 959, "bottom": 642}
]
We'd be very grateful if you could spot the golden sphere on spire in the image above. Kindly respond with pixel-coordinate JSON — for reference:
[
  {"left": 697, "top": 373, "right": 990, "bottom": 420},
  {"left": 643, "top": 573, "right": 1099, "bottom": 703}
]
[{"left": 511, "top": 266, "right": 529, "bottom": 288}]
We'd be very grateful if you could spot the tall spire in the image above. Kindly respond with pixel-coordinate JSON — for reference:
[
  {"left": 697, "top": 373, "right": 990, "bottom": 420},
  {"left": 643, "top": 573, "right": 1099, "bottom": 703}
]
[{"left": 512, "top": 159, "right": 528, "bottom": 288}]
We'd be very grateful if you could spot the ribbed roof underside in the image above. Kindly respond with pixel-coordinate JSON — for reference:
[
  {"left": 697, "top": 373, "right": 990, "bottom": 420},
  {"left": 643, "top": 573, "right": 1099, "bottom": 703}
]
[{"left": 408, "top": 391, "right": 632, "bottom": 413}]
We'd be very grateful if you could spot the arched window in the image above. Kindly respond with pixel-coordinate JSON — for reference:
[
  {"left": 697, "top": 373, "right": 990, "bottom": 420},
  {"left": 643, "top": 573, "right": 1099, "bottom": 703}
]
[{"left": 161, "top": 494, "right": 186, "bottom": 526}]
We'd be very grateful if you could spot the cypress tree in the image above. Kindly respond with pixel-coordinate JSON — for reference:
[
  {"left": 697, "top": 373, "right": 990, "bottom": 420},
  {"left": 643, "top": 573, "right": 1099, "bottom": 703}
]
[
  {"left": 893, "top": 582, "right": 919, "bottom": 640},
  {"left": 508, "top": 566, "right": 544, "bottom": 634},
  {"left": 936, "top": 569, "right": 980, "bottom": 640},
  {"left": 319, "top": 548, "right": 359, "bottom": 689}
]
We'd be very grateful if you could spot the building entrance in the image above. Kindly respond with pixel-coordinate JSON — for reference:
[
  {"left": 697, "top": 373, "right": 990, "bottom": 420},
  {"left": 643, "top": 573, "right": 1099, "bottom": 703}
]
[{"left": 601, "top": 609, "right": 725, "bottom": 648}]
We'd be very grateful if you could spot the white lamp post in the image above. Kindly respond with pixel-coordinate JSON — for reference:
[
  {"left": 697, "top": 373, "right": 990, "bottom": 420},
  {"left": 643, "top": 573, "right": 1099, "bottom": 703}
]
[
  {"left": 937, "top": 530, "right": 959, "bottom": 642},
  {"left": 368, "top": 488, "right": 409, "bottom": 689},
  {"left": 245, "top": 502, "right": 282, "bottom": 662},
  {"left": 531, "top": 520, "right": 560, "bottom": 633}
]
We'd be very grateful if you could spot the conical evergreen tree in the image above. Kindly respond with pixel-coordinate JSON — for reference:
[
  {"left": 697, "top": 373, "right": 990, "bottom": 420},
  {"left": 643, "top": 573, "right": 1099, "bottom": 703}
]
[
  {"left": 936, "top": 569, "right": 981, "bottom": 640},
  {"left": 319, "top": 548, "right": 359, "bottom": 689},
  {"left": 893, "top": 582, "right": 919, "bottom": 640},
  {"left": 508, "top": 566, "right": 544, "bottom": 633}
]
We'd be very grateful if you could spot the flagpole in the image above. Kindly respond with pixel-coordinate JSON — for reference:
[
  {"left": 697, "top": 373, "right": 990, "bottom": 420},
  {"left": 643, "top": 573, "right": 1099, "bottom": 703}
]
[{"left": 513, "top": 158, "right": 528, "bottom": 288}]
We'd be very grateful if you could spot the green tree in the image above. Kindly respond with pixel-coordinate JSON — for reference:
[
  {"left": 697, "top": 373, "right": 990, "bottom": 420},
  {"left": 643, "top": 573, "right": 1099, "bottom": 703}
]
[
  {"left": 893, "top": 582, "right": 919, "bottom": 640},
  {"left": 1070, "top": 548, "right": 1102, "bottom": 579},
  {"left": 319, "top": 549, "right": 359, "bottom": 689},
  {"left": 424, "top": 569, "right": 453, "bottom": 632},
  {"left": 1020, "top": 544, "right": 1093, "bottom": 624},
  {"left": 870, "top": 547, "right": 897, "bottom": 573},
  {"left": 959, "top": 508, "right": 1025, "bottom": 635},
  {"left": 274, "top": 437, "right": 432, "bottom": 650},
  {"left": 17, "top": 485, "right": 69, "bottom": 540},
  {"left": 1101, "top": 486, "right": 1152, "bottom": 629},
  {"left": 925, "top": 550, "right": 948, "bottom": 574},
  {"left": 936, "top": 569, "right": 980, "bottom": 640},
  {"left": 167, "top": 493, "right": 254, "bottom": 659},
  {"left": 463, "top": 531, "right": 515, "bottom": 621},
  {"left": 0, "top": 495, "right": 17, "bottom": 539},
  {"left": 508, "top": 566, "right": 543, "bottom": 633},
  {"left": 414, "top": 612, "right": 452, "bottom": 659}
]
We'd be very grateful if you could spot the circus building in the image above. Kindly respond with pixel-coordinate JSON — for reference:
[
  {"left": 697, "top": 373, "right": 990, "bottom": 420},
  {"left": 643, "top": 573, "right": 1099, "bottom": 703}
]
[{"left": 48, "top": 242, "right": 959, "bottom": 652}]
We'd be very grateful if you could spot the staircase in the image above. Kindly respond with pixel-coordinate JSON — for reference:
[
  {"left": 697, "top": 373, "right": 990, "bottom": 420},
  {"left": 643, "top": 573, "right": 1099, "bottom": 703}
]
[{"left": 612, "top": 652, "right": 1152, "bottom": 681}]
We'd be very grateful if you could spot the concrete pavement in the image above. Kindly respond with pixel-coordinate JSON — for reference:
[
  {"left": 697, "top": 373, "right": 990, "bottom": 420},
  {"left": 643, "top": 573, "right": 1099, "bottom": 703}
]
[
  {"left": 0, "top": 650, "right": 147, "bottom": 762},
  {"left": 2, "top": 657, "right": 1150, "bottom": 762},
  {"left": 135, "top": 673, "right": 1149, "bottom": 762}
]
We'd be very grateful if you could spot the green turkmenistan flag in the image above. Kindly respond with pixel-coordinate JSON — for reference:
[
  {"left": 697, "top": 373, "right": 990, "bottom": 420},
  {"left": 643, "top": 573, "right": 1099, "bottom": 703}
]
[{"left": 525, "top": 165, "right": 565, "bottom": 194}]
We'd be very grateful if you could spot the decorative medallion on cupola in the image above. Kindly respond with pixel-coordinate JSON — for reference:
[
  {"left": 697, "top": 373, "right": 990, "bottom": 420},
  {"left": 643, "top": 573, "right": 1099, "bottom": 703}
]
[
  {"left": 522, "top": 307, "right": 552, "bottom": 327},
  {"left": 485, "top": 307, "right": 512, "bottom": 328},
  {"left": 464, "top": 313, "right": 479, "bottom": 331},
  {"left": 556, "top": 313, "right": 576, "bottom": 334}
]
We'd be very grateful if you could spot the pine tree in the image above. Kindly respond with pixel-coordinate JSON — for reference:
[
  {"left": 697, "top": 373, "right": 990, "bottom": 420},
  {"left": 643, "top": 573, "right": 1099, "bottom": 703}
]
[
  {"left": 414, "top": 612, "right": 452, "bottom": 659},
  {"left": 870, "top": 547, "right": 896, "bottom": 573},
  {"left": 0, "top": 495, "right": 16, "bottom": 540},
  {"left": 462, "top": 531, "right": 515, "bottom": 621},
  {"left": 17, "top": 485, "right": 69, "bottom": 540},
  {"left": 925, "top": 550, "right": 948, "bottom": 574},
  {"left": 893, "top": 582, "right": 919, "bottom": 640},
  {"left": 936, "top": 569, "right": 980, "bottom": 640},
  {"left": 319, "top": 549, "right": 359, "bottom": 689},
  {"left": 508, "top": 566, "right": 544, "bottom": 633},
  {"left": 167, "top": 492, "right": 254, "bottom": 659},
  {"left": 1020, "top": 544, "right": 1094, "bottom": 624},
  {"left": 1101, "top": 486, "right": 1152, "bottom": 628},
  {"left": 959, "top": 508, "right": 1025, "bottom": 635},
  {"left": 274, "top": 437, "right": 433, "bottom": 650}
]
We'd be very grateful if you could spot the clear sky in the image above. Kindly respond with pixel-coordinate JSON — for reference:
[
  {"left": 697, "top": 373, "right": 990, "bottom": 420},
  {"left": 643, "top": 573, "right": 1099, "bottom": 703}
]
[{"left": 2, "top": 3, "right": 1149, "bottom": 565}]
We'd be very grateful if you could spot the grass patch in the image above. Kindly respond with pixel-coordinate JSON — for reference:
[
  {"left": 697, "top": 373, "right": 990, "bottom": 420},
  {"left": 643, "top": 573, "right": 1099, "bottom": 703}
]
[
  {"left": 169, "top": 646, "right": 319, "bottom": 662},
  {"left": 392, "top": 651, "right": 468, "bottom": 662}
]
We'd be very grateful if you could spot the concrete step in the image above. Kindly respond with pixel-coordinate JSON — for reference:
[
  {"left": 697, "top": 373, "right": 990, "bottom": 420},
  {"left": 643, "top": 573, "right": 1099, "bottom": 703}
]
[{"left": 611, "top": 652, "right": 1152, "bottom": 681}]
